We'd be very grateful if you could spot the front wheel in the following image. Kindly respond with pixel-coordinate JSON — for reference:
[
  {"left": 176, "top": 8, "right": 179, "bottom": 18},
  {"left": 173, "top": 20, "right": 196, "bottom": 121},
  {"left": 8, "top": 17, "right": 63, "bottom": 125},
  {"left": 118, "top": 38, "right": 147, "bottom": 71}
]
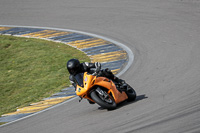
[{"left": 90, "top": 87, "right": 117, "bottom": 110}]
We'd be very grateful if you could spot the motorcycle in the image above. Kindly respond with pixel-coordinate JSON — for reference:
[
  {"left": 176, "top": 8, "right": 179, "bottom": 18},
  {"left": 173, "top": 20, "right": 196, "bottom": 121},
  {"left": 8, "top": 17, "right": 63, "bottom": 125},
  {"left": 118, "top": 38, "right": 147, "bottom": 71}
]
[{"left": 74, "top": 70, "right": 136, "bottom": 110}]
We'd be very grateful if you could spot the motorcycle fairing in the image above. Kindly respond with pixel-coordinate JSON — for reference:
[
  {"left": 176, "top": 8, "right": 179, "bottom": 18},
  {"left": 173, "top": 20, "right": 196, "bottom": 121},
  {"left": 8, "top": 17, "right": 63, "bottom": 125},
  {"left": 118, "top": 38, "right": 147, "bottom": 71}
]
[{"left": 76, "top": 72, "right": 128, "bottom": 104}]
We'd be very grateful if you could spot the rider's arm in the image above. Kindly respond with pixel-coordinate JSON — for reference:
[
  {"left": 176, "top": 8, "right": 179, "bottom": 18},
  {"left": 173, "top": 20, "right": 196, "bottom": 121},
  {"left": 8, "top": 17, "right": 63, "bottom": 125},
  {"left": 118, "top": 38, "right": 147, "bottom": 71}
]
[{"left": 82, "top": 62, "right": 101, "bottom": 71}]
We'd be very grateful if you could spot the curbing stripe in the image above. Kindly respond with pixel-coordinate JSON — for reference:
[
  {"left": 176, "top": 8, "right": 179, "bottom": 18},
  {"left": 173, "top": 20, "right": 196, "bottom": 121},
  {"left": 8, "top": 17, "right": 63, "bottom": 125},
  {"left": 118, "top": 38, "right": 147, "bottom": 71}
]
[
  {"left": 21, "top": 30, "right": 71, "bottom": 38},
  {"left": 0, "top": 25, "right": 133, "bottom": 124},
  {"left": 0, "top": 27, "right": 12, "bottom": 31},
  {"left": 89, "top": 50, "right": 127, "bottom": 63},
  {"left": 68, "top": 38, "right": 110, "bottom": 49},
  {"left": 101, "top": 59, "right": 127, "bottom": 70},
  {"left": 2, "top": 96, "right": 75, "bottom": 117},
  {"left": 82, "top": 44, "right": 122, "bottom": 55},
  {"left": 0, "top": 27, "right": 44, "bottom": 35}
]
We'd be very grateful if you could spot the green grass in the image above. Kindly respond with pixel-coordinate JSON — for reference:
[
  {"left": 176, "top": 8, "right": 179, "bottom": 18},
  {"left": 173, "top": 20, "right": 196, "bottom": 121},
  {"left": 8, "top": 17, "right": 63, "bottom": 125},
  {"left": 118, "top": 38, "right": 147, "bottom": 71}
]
[
  {"left": 0, "top": 35, "right": 90, "bottom": 116},
  {"left": 0, "top": 122, "right": 6, "bottom": 125}
]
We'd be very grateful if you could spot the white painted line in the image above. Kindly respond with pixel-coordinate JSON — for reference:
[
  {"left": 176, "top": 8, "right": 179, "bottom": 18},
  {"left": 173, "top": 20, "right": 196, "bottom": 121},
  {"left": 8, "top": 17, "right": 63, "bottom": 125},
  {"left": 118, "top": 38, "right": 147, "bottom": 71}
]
[{"left": 0, "top": 96, "right": 77, "bottom": 127}]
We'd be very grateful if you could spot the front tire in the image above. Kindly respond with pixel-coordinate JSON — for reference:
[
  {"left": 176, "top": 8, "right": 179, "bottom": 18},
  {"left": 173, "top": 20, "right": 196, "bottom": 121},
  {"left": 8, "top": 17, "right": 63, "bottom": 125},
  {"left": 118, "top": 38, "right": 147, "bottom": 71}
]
[{"left": 90, "top": 88, "right": 117, "bottom": 110}]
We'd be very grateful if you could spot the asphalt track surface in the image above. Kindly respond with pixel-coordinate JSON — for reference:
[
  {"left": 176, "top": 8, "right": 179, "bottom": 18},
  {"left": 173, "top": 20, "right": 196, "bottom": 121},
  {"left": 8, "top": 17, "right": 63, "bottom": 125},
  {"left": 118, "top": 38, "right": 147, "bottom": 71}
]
[{"left": 1, "top": 0, "right": 200, "bottom": 133}]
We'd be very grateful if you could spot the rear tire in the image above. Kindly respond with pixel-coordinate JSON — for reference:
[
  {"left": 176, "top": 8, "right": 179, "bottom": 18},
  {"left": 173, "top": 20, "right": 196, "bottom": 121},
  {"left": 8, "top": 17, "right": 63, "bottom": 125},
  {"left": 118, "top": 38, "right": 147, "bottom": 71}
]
[
  {"left": 90, "top": 88, "right": 117, "bottom": 110},
  {"left": 125, "top": 84, "right": 136, "bottom": 101}
]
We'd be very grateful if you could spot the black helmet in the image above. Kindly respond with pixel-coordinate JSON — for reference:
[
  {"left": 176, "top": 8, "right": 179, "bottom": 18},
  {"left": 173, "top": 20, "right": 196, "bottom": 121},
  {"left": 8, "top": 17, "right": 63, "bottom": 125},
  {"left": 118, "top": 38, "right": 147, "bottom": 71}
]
[{"left": 67, "top": 59, "right": 81, "bottom": 75}]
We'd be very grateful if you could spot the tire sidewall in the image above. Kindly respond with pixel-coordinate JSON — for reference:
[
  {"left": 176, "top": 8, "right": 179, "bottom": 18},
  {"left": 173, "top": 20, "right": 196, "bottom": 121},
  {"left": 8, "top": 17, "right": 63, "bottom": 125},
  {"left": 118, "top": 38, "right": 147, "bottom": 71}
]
[{"left": 90, "top": 88, "right": 117, "bottom": 110}]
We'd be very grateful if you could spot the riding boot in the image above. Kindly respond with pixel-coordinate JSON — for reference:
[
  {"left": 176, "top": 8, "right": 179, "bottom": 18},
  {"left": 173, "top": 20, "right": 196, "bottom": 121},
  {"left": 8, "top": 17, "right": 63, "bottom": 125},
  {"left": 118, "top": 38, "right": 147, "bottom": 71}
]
[
  {"left": 114, "top": 77, "right": 127, "bottom": 91},
  {"left": 113, "top": 76, "right": 125, "bottom": 85}
]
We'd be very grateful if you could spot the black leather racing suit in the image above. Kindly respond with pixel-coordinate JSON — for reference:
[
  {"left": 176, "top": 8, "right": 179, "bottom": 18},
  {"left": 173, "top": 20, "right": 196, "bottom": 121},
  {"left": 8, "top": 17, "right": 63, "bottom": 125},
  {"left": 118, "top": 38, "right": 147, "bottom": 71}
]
[{"left": 69, "top": 62, "right": 115, "bottom": 88}]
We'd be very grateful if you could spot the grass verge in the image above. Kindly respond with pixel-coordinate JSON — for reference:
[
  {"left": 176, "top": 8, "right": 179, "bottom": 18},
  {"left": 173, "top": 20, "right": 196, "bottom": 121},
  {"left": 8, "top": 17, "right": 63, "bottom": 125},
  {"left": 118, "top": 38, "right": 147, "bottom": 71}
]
[{"left": 0, "top": 35, "right": 90, "bottom": 116}]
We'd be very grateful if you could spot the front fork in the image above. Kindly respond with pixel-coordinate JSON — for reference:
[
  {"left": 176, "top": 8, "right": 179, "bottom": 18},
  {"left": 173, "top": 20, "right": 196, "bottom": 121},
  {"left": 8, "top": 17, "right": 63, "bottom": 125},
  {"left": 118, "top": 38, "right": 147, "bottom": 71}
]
[
  {"left": 79, "top": 88, "right": 110, "bottom": 103},
  {"left": 95, "top": 87, "right": 109, "bottom": 99}
]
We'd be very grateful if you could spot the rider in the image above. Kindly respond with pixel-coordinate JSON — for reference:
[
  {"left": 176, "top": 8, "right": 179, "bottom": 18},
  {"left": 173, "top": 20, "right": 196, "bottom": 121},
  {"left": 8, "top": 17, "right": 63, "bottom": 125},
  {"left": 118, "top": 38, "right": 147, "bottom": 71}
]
[{"left": 66, "top": 59, "right": 126, "bottom": 89}]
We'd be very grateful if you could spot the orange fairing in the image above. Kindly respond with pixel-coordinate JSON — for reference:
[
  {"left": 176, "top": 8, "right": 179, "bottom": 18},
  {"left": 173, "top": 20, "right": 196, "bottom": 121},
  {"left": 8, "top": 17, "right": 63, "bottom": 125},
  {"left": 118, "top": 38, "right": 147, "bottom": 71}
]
[
  {"left": 94, "top": 77, "right": 128, "bottom": 103},
  {"left": 76, "top": 72, "right": 128, "bottom": 104},
  {"left": 75, "top": 73, "right": 96, "bottom": 101},
  {"left": 108, "top": 83, "right": 128, "bottom": 104}
]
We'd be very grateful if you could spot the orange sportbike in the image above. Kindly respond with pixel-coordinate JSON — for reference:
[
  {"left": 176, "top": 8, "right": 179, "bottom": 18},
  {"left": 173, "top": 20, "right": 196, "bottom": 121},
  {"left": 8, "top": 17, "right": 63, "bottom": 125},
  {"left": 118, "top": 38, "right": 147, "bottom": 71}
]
[{"left": 75, "top": 71, "right": 136, "bottom": 110}]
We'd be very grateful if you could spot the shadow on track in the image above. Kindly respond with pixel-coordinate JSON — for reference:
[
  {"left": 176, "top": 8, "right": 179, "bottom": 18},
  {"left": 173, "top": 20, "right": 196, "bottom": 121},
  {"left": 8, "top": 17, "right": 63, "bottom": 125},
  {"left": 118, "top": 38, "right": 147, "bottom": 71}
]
[{"left": 98, "top": 94, "right": 148, "bottom": 110}]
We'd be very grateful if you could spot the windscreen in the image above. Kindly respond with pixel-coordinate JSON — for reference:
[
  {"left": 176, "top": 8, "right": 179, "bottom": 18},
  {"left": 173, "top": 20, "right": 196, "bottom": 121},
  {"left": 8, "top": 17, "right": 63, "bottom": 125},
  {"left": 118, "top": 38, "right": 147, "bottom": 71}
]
[{"left": 74, "top": 73, "right": 84, "bottom": 87}]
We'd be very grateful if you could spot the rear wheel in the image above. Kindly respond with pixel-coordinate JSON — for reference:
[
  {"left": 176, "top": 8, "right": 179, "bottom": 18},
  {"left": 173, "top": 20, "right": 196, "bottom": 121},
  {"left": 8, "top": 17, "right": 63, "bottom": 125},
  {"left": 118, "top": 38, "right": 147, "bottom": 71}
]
[
  {"left": 125, "top": 84, "right": 136, "bottom": 101},
  {"left": 90, "top": 87, "right": 117, "bottom": 110}
]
